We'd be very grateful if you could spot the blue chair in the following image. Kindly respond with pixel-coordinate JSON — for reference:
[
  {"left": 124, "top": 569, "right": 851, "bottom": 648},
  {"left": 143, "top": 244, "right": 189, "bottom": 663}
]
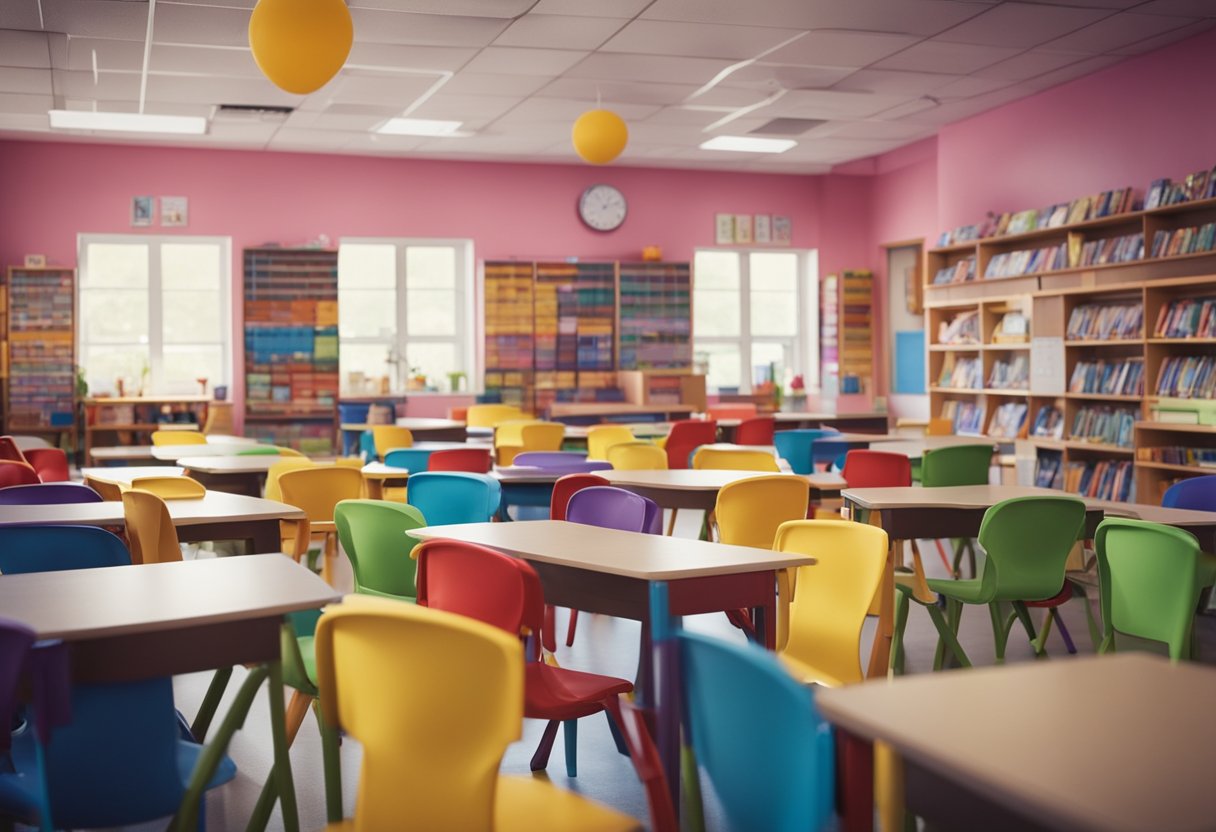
[
  {"left": 0, "top": 483, "right": 102, "bottom": 504},
  {"left": 384, "top": 447, "right": 435, "bottom": 473},
  {"left": 0, "top": 525, "right": 130, "bottom": 573},
  {"left": 1163, "top": 475, "right": 1216, "bottom": 511},
  {"left": 406, "top": 472, "right": 502, "bottom": 525},
  {"left": 773, "top": 429, "right": 840, "bottom": 475}
]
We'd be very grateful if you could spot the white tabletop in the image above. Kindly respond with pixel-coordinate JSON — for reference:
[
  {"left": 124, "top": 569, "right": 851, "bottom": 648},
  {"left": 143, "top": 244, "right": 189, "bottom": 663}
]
[
  {"left": 601, "top": 469, "right": 846, "bottom": 493},
  {"left": 82, "top": 466, "right": 185, "bottom": 483},
  {"left": 168, "top": 455, "right": 282, "bottom": 473},
  {"left": 397, "top": 418, "right": 466, "bottom": 430},
  {"left": 0, "top": 491, "right": 306, "bottom": 527},
  {"left": 842, "top": 484, "right": 1065, "bottom": 510},
  {"left": 361, "top": 462, "right": 411, "bottom": 479},
  {"left": 871, "top": 437, "right": 1000, "bottom": 458},
  {"left": 204, "top": 434, "right": 259, "bottom": 446},
  {"left": 563, "top": 423, "right": 672, "bottom": 439},
  {"left": 151, "top": 442, "right": 274, "bottom": 460},
  {"left": 89, "top": 445, "right": 156, "bottom": 460},
  {"left": 411, "top": 519, "right": 811, "bottom": 581},
  {"left": 1085, "top": 500, "right": 1216, "bottom": 529}
]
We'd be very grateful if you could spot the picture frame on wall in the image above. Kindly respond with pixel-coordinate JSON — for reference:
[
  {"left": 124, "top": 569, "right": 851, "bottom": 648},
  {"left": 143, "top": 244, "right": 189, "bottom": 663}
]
[
  {"left": 772, "top": 215, "right": 791, "bottom": 244},
  {"left": 754, "top": 214, "right": 772, "bottom": 244},
  {"left": 161, "top": 196, "right": 188, "bottom": 227},
  {"left": 733, "top": 214, "right": 753, "bottom": 244},
  {"left": 715, "top": 213, "right": 735, "bottom": 245},
  {"left": 131, "top": 196, "right": 154, "bottom": 227}
]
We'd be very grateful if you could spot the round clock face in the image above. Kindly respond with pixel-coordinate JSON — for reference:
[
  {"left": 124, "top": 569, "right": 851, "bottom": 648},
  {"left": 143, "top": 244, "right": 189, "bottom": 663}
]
[{"left": 578, "top": 184, "right": 627, "bottom": 232}]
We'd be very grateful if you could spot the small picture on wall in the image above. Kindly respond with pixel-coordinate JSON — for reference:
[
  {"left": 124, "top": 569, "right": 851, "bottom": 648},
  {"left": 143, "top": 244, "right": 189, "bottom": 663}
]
[
  {"left": 161, "top": 196, "right": 188, "bottom": 227},
  {"left": 772, "top": 215, "right": 792, "bottom": 244},
  {"left": 715, "top": 213, "right": 735, "bottom": 245},
  {"left": 132, "top": 196, "right": 154, "bottom": 227},
  {"left": 754, "top": 214, "right": 772, "bottom": 244},
  {"left": 733, "top": 214, "right": 753, "bottom": 244}
]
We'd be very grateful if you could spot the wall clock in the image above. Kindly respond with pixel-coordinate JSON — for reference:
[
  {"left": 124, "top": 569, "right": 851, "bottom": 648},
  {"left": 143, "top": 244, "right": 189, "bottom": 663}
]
[{"left": 578, "top": 184, "right": 627, "bottom": 232}]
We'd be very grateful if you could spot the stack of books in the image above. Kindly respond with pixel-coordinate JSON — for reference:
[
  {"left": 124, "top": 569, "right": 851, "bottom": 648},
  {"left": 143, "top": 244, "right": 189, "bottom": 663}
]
[
  {"left": 1149, "top": 224, "right": 1216, "bottom": 258},
  {"left": 987, "top": 355, "right": 1029, "bottom": 389},
  {"left": 1153, "top": 297, "right": 1216, "bottom": 338},
  {"left": 937, "top": 309, "right": 980, "bottom": 344},
  {"left": 1070, "top": 406, "right": 1137, "bottom": 448},
  {"left": 941, "top": 400, "right": 986, "bottom": 434},
  {"left": 989, "top": 402, "right": 1028, "bottom": 438},
  {"left": 1064, "top": 459, "right": 1135, "bottom": 501},
  {"left": 1156, "top": 356, "right": 1216, "bottom": 398},
  {"left": 932, "top": 257, "right": 976, "bottom": 284},
  {"left": 938, "top": 355, "right": 982, "bottom": 389},
  {"left": 985, "top": 244, "right": 1068, "bottom": 278},
  {"left": 1031, "top": 404, "right": 1065, "bottom": 439},
  {"left": 1071, "top": 233, "right": 1144, "bottom": 267},
  {"left": 1145, "top": 169, "right": 1216, "bottom": 208},
  {"left": 1136, "top": 446, "right": 1216, "bottom": 468},
  {"left": 1065, "top": 302, "right": 1143, "bottom": 341},
  {"left": 1068, "top": 358, "right": 1145, "bottom": 396}
]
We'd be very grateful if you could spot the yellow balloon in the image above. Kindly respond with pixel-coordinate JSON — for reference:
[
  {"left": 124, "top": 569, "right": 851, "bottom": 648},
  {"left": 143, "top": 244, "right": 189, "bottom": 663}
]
[
  {"left": 249, "top": 0, "right": 353, "bottom": 95},
  {"left": 572, "top": 109, "right": 628, "bottom": 165}
]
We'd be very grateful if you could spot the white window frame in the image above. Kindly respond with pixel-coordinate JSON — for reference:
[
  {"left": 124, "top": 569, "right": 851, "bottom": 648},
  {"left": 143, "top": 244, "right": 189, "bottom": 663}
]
[
  {"left": 337, "top": 237, "right": 475, "bottom": 392},
  {"left": 76, "top": 233, "right": 232, "bottom": 393},
  {"left": 693, "top": 247, "right": 819, "bottom": 393}
]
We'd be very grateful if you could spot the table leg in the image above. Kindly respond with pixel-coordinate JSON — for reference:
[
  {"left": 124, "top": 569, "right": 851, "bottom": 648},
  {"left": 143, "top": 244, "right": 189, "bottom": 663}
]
[
  {"left": 365, "top": 478, "right": 384, "bottom": 500},
  {"left": 836, "top": 728, "right": 874, "bottom": 832},
  {"left": 866, "top": 539, "right": 896, "bottom": 679},
  {"left": 266, "top": 660, "right": 300, "bottom": 832}
]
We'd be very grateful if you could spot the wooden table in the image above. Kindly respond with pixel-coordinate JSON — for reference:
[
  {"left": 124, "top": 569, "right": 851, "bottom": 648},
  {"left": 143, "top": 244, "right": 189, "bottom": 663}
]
[
  {"left": 548, "top": 403, "right": 696, "bottom": 424},
  {"left": 715, "top": 411, "right": 890, "bottom": 440},
  {"left": 817, "top": 653, "right": 1216, "bottom": 832},
  {"left": 361, "top": 462, "right": 411, "bottom": 499},
  {"left": 0, "top": 491, "right": 306, "bottom": 554},
  {"left": 1086, "top": 499, "right": 1216, "bottom": 552},
  {"left": 872, "top": 436, "right": 1002, "bottom": 459},
  {"left": 151, "top": 442, "right": 274, "bottom": 461},
  {"left": 600, "top": 468, "right": 847, "bottom": 512},
  {"left": 82, "top": 465, "right": 186, "bottom": 484},
  {"left": 340, "top": 418, "right": 469, "bottom": 453},
  {"left": 0, "top": 556, "right": 339, "bottom": 832},
  {"left": 88, "top": 445, "right": 159, "bottom": 465}
]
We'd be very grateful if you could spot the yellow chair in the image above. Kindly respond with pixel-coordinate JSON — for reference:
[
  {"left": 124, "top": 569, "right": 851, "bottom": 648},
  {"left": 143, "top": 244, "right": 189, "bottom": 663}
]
[
  {"left": 278, "top": 465, "right": 366, "bottom": 584},
  {"left": 121, "top": 489, "right": 184, "bottom": 565},
  {"left": 265, "top": 458, "right": 318, "bottom": 502},
  {"left": 466, "top": 403, "right": 525, "bottom": 429},
  {"left": 496, "top": 421, "right": 565, "bottom": 465},
  {"left": 127, "top": 475, "right": 207, "bottom": 499},
  {"left": 371, "top": 426, "right": 413, "bottom": 460},
  {"left": 926, "top": 417, "right": 954, "bottom": 437},
  {"left": 691, "top": 447, "right": 780, "bottom": 472},
  {"left": 586, "top": 425, "right": 635, "bottom": 461},
  {"left": 607, "top": 442, "right": 667, "bottom": 471},
  {"left": 269, "top": 445, "right": 305, "bottom": 457},
  {"left": 315, "top": 596, "right": 641, "bottom": 831},
  {"left": 83, "top": 475, "right": 124, "bottom": 501},
  {"left": 150, "top": 430, "right": 207, "bottom": 446},
  {"left": 493, "top": 419, "right": 539, "bottom": 465},
  {"left": 714, "top": 476, "right": 810, "bottom": 550}
]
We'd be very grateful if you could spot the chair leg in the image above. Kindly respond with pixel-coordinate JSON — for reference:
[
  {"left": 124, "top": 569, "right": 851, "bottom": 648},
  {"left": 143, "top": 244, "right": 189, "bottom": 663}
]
[
  {"left": 565, "top": 609, "right": 579, "bottom": 648},
  {"left": 563, "top": 719, "right": 578, "bottom": 777},
  {"left": 666, "top": 508, "right": 678, "bottom": 536},
  {"left": 1050, "top": 608, "right": 1077, "bottom": 654},
  {"left": 284, "top": 689, "right": 313, "bottom": 747},
  {"left": 927, "top": 602, "right": 971, "bottom": 670},
  {"left": 933, "top": 539, "right": 953, "bottom": 575},
  {"left": 190, "top": 665, "right": 233, "bottom": 742},
  {"left": 988, "top": 602, "right": 1012, "bottom": 664},
  {"left": 951, "top": 538, "right": 977, "bottom": 579},
  {"left": 530, "top": 719, "right": 561, "bottom": 771},
  {"left": 1011, "top": 601, "right": 1044, "bottom": 658},
  {"left": 890, "top": 590, "right": 910, "bottom": 676},
  {"left": 605, "top": 709, "right": 628, "bottom": 756},
  {"left": 543, "top": 604, "right": 557, "bottom": 654},
  {"left": 321, "top": 532, "right": 336, "bottom": 585}
]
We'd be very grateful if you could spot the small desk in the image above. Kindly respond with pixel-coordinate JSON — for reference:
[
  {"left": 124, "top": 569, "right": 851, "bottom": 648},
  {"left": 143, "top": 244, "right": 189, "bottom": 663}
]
[
  {"left": 548, "top": 403, "right": 696, "bottom": 424},
  {"left": 872, "top": 436, "right": 1002, "bottom": 460},
  {"left": 1085, "top": 499, "right": 1216, "bottom": 552},
  {"left": 600, "top": 469, "right": 847, "bottom": 512},
  {"left": 0, "top": 556, "right": 340, "bottom": 832},
  {"left": 341, "top": 418, "right": 468, "bottom": 453},
  {"left": 88, "top": 445, "right": 158, "bottom": 465},
  {"left": 817, "top": 653, "right": 1216, "bottom": 832},
  {"left": 151, "top": 442, "right": 273, "bottom": 461},
  {"left": 82, "top": 465, "right": 186, "bottom": 484},
  {"left": 361, "top": 462, "right": 410, "bottom": 499}
]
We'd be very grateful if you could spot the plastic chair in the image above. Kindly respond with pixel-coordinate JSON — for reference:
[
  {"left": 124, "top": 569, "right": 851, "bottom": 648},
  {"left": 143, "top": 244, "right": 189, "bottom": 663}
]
[
  {"left": 543, "top": 474, "right": 611, "bottom": 651},
  {"left": 149, "top": 430, "right": 207, "bottom": 446},
  {"left": 406, "top": 471, "right": 502, "bottom": 526},
  {"left": 427, "top": 447, "right": 493, "bottom": 473},
  {"left": 495, "top": 420, "right": 561, "bottom": 465},
  {"left": 278, "top": 466, "right": 366, "bottom": 584},
  {"left": 772, "top": 429, "right": 837, "bottom": 475},
  {"left": 1095, "top": 517, "right": 1216, "bottom": 660},
  {"left": 0, "top": 436, "right": 29, "bottom": 463},
  {"left": 22, "top": 448, "right": 69, "bottom": 483},
  {"left": 383, "top": 447, "right": 435, "bottom": 474},
  {"left": 1162, "top": 475, "right": 1216, "bottom": 511},
  {"left": 121, "top": 489, "right": 186, "bottom": 565},
  {"left": 9, "top": 435, "right": 51, "bottom": 452},
  {"left": 466, "top": 403, "right": 525, "bottom": 428},
  {"left": 83, "top": 474, "right": 124, "bottom": 501},
  {"left": 893, "top": 496, "right": 1087, "bottom": 671},
  {"left": 334, "top": 499, "right": 428, "bottom": 602},
  {"left": 0, "top": 460, "right": 40, "bottom": 488},
  {"left": 707, "top": 404, "right": 757, "bottom": 420},
  {"left": 661, "top": 420, "right": 717, "bottom": 470},
  {"left": 415, "top": 540, "right": 634, "bottom": 779},
  {"left": 691, "top": 446, "right": 780, "bottom": 472},
  {"left": 127, "top": 476, "right": 207, "bottom": 500},
  {"left": 587, "top": 425, "right": 635, "bottom": 461},
  {"left": 371, "top": 425, "right": 414, "bottom": 460},
  {"left": 314, "top": 596, "right": 641, "bottom": 830},
  {"left": 734, "top": 416, "right": 775, "bottom": 446},
  {"left": 842, "top": 449, "right": 911, "bottom": 488},
  {"left": 607, "top": 442, "right": 667, "bottom": 470},
  {"left": 922, "top": 443, "right": 994, "bottom": 577},
  {"left": 0, "top": 482, "right": 101, "bottom": 505},
  {"left": 0, "top": 525, "right": 131, "bottom": 573}
]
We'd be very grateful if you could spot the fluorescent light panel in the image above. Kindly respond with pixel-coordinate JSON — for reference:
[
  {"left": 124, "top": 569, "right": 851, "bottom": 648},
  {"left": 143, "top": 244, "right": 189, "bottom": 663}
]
[
  {"left": 376, "top": 118, "right": 464, "bottom": 137},
  {"left": 48, "top": 110, "right": 208, "bottom": 135},
  {"left": 700, "top": 135, "right": 796, "bottom": 154}
]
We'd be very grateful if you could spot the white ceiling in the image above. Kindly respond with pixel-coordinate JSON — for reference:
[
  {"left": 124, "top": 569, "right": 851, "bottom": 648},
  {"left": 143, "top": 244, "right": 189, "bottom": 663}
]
[{"left": 0, "top": 0, "right": 1212, "bottom": 173}]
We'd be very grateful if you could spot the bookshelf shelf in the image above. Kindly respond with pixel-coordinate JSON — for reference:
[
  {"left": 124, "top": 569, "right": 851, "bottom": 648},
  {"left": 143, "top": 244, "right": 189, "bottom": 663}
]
[
  {"left": 1065, "top": 339, "right": 1144, "bottom": 348},
  {"left": 929, "top": 344, "right": 980, "bottom": 352},
  {"left": 985, "top": 343, "right": 1030, "bottom": 350},
  {"left": 83, "top": 397, "right": 212, "bottom": 464},
  {"left": 983, "top": 388, "right": 1030, "bottom": 396},
  {"left": 929, "top": 386, "right": 983, "bottom": 394},
  {"left": 1063, "top": 392, "right": 1143, "bottom": 402},
  {"left": 1146, "top": 337, "right": 1216, "bottom": 345},
  {"left": 5, "top": 266, "right": 76, "bottom": 437},
  {"left": 1137, "top": 460, "right": 1214, "bottom": 474},
  {"left": 1135, "top": 420, "right": 1214, "bottom": 434}
]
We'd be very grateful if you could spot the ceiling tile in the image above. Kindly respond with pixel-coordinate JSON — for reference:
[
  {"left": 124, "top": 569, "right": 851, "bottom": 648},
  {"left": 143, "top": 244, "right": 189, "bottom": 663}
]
[
  {"left": 303, "top": 111, "right": 395, "bottom": 132},
  {"left": 0, "top": 31, "right": 51, "bottom": 69},
  {"left": 347, "top": 0, "right": 534, "bottom": 16},
  {"left": 935, "top": 2, "right": 1111, "bottom": 48},
  {"left": 49, "top": 35, "right": 144, "bottom": 73},
  {"left": 346, "top": 43, "right": 480, "bottom": 72},
  {"left": 832, "top": 68, "right": 964, "bottom": 96},
  {"left": 974, "top": 49, "right": 1092, "bottom": 81},
  {"left": 818, "top": 119, "right": 940, "bottom": 140},
  {"left": 529, "top": 0, "right": 653, "bottom": 17},
  {"left": 0, "top": 0, "right": 44, "bottom": 29},
  {"left": 348, "top": 11, "right": 511, "bottom": 46},
  {"left": 599, "top": 20, "right": 806, "bottom": 60},
  {"left": 641, "top": 0, "right": 990, "bottom": 36},
  {"left": 51, "top": 68, "right": 138, "bottom": 99},
  {"left": 763, "top": 88, "right": 914, "bottom": 119},
  {"left": 565, "top": 53, "right": 736, "bottom": 85},
  {"left": 1107, "top": 0, "right": 1216, "bottom": 14},
  {"left": 0, "top": 67, "right": 53, "bottom": 95},
  {"left": 163, "top": 0, "right": 256, "bottom": 8},
  {"left": 325, "top": 70, "right": 443, "bottom": 107},
  {"left": 872, "top": 40, "right": 1022, "bottom": 73},
  {"left": 642, "top": 106, "right": 752, "bottom": 127},
  {"left": 153, "top": 3, "right": 250, "bottom": 47},
  {"left": 0, "top": 92, "right": 53, "bottom": 115},
  {"left": 150, "top": 45, "right": 262, "bottom": 77},
  {"left": 492, "top": 96, "right": 659, "bottom": 123},
  {"left": 1042, "top": 12, "right": 1198, "bottom": 53},
  {"left": 268, "top": 127, "right": 368, "bottom": 149},
  {"left": 536, "top": 78, "right": 700, "bottom": 106},
  {"left": 1015, "top": 53, "right": 1124, "bottom": 90},
  {"left": 931, "top": 74, "right": 1015, "bottom": 97},
  {"left": 0, "top": 114, "right": 54, "bottom": 133},
  {"left": 41, "top": 0, "right": 150, "bottom": 41},
  {"left": 461, "top": 47, "right": 589, "bottom": 76},
  {"left": 714, "top": 63, "right": 856, "bottom": 92},
  {"left": 760, "top": 30, "right": 922, "bottom": 68},
  {"left": 1017, "top": 0, "right": 1139, "bottom": 7},
  {"left": 145, "top": 74, "right": 301, "bottom": 107},
  {"left": 1112, "top": 19, "right": 1216, "bottom": 54},
  {"left": 409, "top": 93, "right": 522, "bottom": 123},
  {"left": 493, "top": 15, "right": 628, "bottom": 50},
  {"left": 440, "top": 72, "right": 553, "bottom": 97}
]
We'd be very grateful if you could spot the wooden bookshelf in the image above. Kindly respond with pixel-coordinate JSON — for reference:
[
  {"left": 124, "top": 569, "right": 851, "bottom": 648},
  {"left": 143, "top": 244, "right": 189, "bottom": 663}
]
[
  {"left": 533, "top": 262, "right": 618, "bottom": 414},
  {"left": 617, "top": 262, "right": 692, "bottom": 371},
  {"left": 5, "top": 266, "right": 76, "bottom": 437},
  {"left": 83, "top": 395, "right": 212, "bottom": 464},
  {"left": 242, "top": 248, "right": 339, "bottom": 454},
  {"left": 483, "top": 261, "right": 537, "bottom": 412},
  {"left": 618, "top": 370, "right": 707, "bottom": 412}
]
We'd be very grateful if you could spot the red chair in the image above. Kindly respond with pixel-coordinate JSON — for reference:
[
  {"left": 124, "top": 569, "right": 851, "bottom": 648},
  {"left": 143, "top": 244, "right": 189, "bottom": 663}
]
[
  {"left": 0, "top": 460, "right": 41, "bottom": 488},
  {"left": 416, "top": 538, "right": 633, "bottom": 778},
  {"left": 23, "top": 448, "right": 70, "bottom": 483},
  {"left": 707, "top": 405, "right": 756, "bottom": 420},
  {"left": 427, "top": 447, "right": 492, "bottom": 473},
  {"left": 0, "top": 436, "right": 28, "bottom": 464},
  {"left": 841, "top": 449, "right": 911, "bottom": 488},
  {"left": 663, "top": 420, "right": 717, "bottom": 469},
  {"left": 544, "top": 473, "right": 612, "bottom": 652},
  {"left": 734, "top": 416, "right": 775, "bottom": 446}
]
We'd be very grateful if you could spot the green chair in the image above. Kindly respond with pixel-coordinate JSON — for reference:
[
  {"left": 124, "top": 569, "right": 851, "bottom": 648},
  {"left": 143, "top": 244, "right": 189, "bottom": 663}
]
[
  {"left": 1095, "top": 518, "right": 1216, "bottom": 661},
  {"left": 921, "top": 443, "right": 993, "bottom": 578},
  {"left": 891, "top": 495, "right": 1086, "bottom": 672},
  {"left": 334, "top": 499, "right": 428, "bottom": 601}
]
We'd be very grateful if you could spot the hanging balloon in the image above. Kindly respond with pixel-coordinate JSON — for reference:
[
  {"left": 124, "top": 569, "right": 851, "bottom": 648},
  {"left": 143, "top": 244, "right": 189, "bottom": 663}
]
[
  {"left": 572, "top": 109, "right": 628, "bottom": 165},
  {"left": 248, "top": 0, "right": 353, "bottom": 95}
]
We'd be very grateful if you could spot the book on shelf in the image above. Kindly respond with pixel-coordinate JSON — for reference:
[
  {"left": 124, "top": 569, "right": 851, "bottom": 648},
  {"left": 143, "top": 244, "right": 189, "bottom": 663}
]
[
  {"left": 1065, "top": 302, "right": 1143, "bottom": 341},
  {"left": 1137, "top": 446, "right": 1216, "bottom": 468},
  {"left": 1067, "top": 358, "right": 1144, "bottom": 396},
  {"left": 1070, "top": 406, "right": 1137, "bottom": 448},
  {"left": 1035, "top": 449, "right": 1063, "bottom": 488},
  {"left": 1031, "top": 404, "right": 1065, "bottom": 439},
  {"left": 1153, "top": 297, "right": 1216, "bottom": 338},
  {"left": 937, "top": 309, "right": 980, "bottom": 344},
  {"left": 932, "top": 257, "right": 976, "bottom": 285},
  {"left": 987, "top": 355, "right": 1029, "bottom": 389},
  {"left": 989, "top": 402, "right": 1028, "bottom": 438},
  {"left": 984, "top": 244, "right": 1068, "bottom": 279},
  {"left": 1146, "top": 167, "right": 1216, "bottom": 208},
  {"left": 935, "top": 225, "right": 980, "bottom": 246},
  {"left": 938, "top": 354, "right": 982, "bottom": 389},
  {"left": 1064, "top": 459, "right": 1135, "bottom": 501},
  {"left": 1150, "top": 223, "right": 1216, "bottom": 258},
  {"left": 1071, "top": 233, "right": 1144, "bottom": 268},
  {"left": 1156, "top": 356, "right": 1216, "bottom": 399},
  {"left": 991, "top": 311, "right": 1029, "bottom": 343},
  {"left": 941, "top": 399, "right": 986, "bottom": 434}
]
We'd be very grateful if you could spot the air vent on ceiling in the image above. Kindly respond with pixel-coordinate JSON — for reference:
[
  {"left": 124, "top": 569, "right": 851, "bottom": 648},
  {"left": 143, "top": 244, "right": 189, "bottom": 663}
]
[
  {"left": 749, "top": 118, "right": 826, "bottom": 136},
  {"left": 214, "top": 104, "right": 295, "bottom": 122}
]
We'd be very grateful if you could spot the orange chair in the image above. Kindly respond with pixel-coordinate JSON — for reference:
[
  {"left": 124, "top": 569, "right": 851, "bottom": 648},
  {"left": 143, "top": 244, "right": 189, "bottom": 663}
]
[
  {"left": 428, "top": 447, "right": 493, "bottom": 473},
  {"left": 734, "top": 416, "right": 775, "bottom": 446},
  {"left": 0, "top": 460, "right": 40, "bottom": 488},
  {"left": 660, "top": 420, "right": 718, "bottom": 469},
  {"left": 22, "top": 448, "right": 69, "bottom": 482}
]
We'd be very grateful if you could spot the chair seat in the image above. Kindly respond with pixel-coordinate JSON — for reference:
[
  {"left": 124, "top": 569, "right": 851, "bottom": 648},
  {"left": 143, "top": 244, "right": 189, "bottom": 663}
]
[
  {"left": 777, "top": 653, "right": 847, "bottom": 689},
  {"left": 524, "top": 663, "right": 632, "bottom": 721}
]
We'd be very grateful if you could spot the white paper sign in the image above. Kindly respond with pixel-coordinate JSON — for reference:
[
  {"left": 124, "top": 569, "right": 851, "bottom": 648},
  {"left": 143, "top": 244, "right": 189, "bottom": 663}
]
[{"left": 1029, "top": 336, "right": 1065, "bottom": 395}]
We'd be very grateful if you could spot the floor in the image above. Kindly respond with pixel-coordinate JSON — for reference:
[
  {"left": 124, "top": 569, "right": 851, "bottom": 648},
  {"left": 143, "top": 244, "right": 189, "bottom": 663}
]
[{"left": 80, "top": 510, "right": 1209, "bottom": 831}]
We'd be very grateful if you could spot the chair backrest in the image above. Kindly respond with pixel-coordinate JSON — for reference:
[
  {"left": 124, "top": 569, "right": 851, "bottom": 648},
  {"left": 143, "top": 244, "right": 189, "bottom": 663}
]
[
  {"left": 315, "top": 597, "right": 524, "bottom": 829},
  {"left": 493, "top": 420, "right": 543, "bottom": 464},
  {"left": 772, "top": 429, "right": 838, "bottom": 476},
  {"left": 775, "top": 520, "right": 888, "bottom": 686},
  {"left": 976, "top": 496, "right": 1087, "bottom": 602},
  {"left": 384, "top": 448, "right": 434, "bottom": 474},
  {"left": 149, "top": 430, "right": 207, "bottom": 446},
  {"left": 664, "top": 420, "right": 718, "bottom": 469},
  {"left": 566, "top": 486, "right": 651, "bottom": 533},
  {"left": 334, "top": 499, "right": 428, "bottom": 601},
  {"left": 127, "top": 476, "right": 207, "bottom": 500},
  {"left": 121, "top": 489, "right": 183, "bottom": 565},
  {"left": 1096, "top": 517, "right": 1202, "bottom": 660},
  {"left": 679, "top": 630, "right": 835, "bottom": 832},
  {"left": 466, "top": 404, "right": 525, "bottom": 428},
  {"left": 1162, "top": 475, "right": 1216, "bottom": 511},
  {"left": 707, "top": 405, "right": 757, "bottom": 420},
  {"left": 427, "top": 447, "right": 493, "bottom": 473},
  {"left": 520, "top": 422, "right": 565, "bottom": 451},
  {"left": 0, "top": 525, "right": 131, "bottom": 573},
  {"left": 920, "top": 444, "right": 992, "bottom": 487},
  {"left": 692, "top": 447, "right": 780, "bottom": 472},
  {"left": 608, "top": 441, "right": 668, "bottom": 471},
  {"left": 511, "top": 450, "right": 587, "bottom": 469},
  {"left": 264, "top": 458, "right": 318, "bottom": 502},
  {"left": 0, "top": 617, "right": 36, "bottom": 751},
  {"left": 278, "top": 466, "right": 367, "bottom": 523},
  {"left": 842, "top": 450, "right": 912, "bottom": 488},
  {"left": 549, "top": 473, "right": 610, "bottom": 521},
  {"left": 925, "top": 417, "right": 954, "bottom": 436},
  {"left": 23, "top": 448, "right": 70, "bottom": 483},
  {"left": 10, "top": 435, "right": 51, "bottom": 452},
  {"left": 0, "top": 435, "right": 29, "bottom": 463},
  {"left": 406, "top": 472, "right": 502, "bottom": 525},
  {"left": 715, "top": 476, "right": 810, "bottom": 549},
  {"left": 0, "top": 459, "right": 41, "bottom": 488},
  {"left": 734, "top": 417, "right": 775, "bottom": 446},
  {"left": 372, "top": 425, "right": 414, "bottom": 459},
  {"left": 587, "top": 425, "right": 635, "bottom": 461},
  {"left": 83, "top": 475, "right": 124, "bottom": 501},
  {"left": 0, "top": 483, "right": 102, "bottom": 505}
]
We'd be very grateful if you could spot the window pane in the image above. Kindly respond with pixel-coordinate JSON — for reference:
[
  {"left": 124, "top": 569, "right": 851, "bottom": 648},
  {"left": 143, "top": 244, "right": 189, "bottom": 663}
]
[
  {"left": 341, "top": 342, "right": 397, "bottom": 393},
  {"left": 338, "top": 244, "right": 396, "bottom": 289},
  {"left": 83, "top": 344, "right": 149, "bottom": 395},
  {"left": 694, "top": 251, "right": 740, "bottom": 291},
  {"left": 695, "top": 343, "right": 741, "bottom": 393},
  {"left": 162, "top": 244, "right": 221, "bottom": 291},
  {"left": 750, "top": 252, "right": 798, "bottom": 336},
  {"left": 162, "top": 345, "right": 224, "bottom": 395},
  {"left": 751, "top": 342, "right": 789, "bottom": 386},
  {"left": 82, "top": 244, "right": 148, "bottom": 289},
  {"left": 749, "top": 252, "right": 797, "bottom": 292},
  {"left": 81, "top": 289, "right": 148, "bottom": 344},
  {"left": 407, "top": 289, "right": 456, "bottom": 336},
  {"left": 406, "top": 343, "right": 459, "bottom": 391},
  {"left": 406, "top": 247, "right": 456, "bottom": 289},
  {"left": 694, "top": 290, "right": 740, "bottom": 337},
  {"left": 340, "top": 289, "right": 396, "bottom": 339},
  {"left": 163, "top": 290, "right": 222, "bottom": 344}
]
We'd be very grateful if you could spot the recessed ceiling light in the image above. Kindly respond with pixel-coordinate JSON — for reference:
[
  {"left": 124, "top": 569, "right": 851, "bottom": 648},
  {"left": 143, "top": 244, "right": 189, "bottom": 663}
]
[
  {"left": 700, "top": 136, "right": 796, "bottom": 154},
  {"left": 376, "top": 118, "right": 465, "bottom": 137},
  {"left": 48, "top": 110, "right": 208, "bottom": 135}
]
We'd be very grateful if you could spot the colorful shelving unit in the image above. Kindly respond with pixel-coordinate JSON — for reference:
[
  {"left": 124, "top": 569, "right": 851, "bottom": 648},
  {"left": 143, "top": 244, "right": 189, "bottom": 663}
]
[
  {"left": 242, "top": 248, "right": 339, "bottom": 454},
  {"left": 618, "top": 262, "right": 692, "bottom": 370},
  {"left": 533, "top": 261, "right": 618, "bottom": 414},
  {"left": 5, "top": 266, "right": 76, "bottom": 436},
  {"left": 483, "top": 261, "right": 536, "bottom": 411}
]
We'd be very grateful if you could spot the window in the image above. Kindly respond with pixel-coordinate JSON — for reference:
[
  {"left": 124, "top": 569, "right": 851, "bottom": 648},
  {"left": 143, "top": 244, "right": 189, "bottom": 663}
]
[
  {"left": 693, "top": 248, "right": 818, "bottom": 393},
  {"left": 338, "top": 239, "right": 474, "bottom": 394},
  {"left": 77, "top": 235, "right": 231, "bottom": 396}
]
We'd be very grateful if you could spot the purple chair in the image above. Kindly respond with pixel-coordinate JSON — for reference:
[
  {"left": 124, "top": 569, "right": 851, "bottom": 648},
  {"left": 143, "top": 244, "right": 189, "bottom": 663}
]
[
  {"left": 0, "top": 483, "right": 102, "bottom": 505},
  {"left": 1163, "top": 475, "right": 1216, "bottom": 511}
]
